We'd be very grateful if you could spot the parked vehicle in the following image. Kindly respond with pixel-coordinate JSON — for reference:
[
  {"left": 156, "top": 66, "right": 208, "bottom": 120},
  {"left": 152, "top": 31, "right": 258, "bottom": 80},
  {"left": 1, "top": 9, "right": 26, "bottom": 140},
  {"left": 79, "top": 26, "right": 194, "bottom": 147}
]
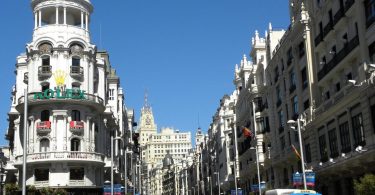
[{"left": 265, "top": 189, "right": 321, "bottom": 195}]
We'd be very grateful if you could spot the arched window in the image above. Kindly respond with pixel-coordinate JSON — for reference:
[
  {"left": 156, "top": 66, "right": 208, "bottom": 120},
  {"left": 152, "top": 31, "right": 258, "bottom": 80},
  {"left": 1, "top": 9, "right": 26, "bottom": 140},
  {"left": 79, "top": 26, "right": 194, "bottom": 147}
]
[
  {"left": 71, "top": 110, "right": 80, "bottom": 121},
  {"left": 41, "top": 110, "right": 50, "bottom": 121},
  {"left": 40, "top": 139, "right": 50, "bottom": 152},
  {"left": 72, "top": 56, "right": 81, "bottom": 66},
  {"left": 71, "top": 138, "right": 80, "bottom": 151}
]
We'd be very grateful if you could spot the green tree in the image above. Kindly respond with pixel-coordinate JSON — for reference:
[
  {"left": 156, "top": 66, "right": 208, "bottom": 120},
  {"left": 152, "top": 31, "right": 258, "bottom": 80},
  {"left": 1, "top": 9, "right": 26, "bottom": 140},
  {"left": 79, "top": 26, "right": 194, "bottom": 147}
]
[{"left": 354, "top": 174, "right": 375, "bottom": 195}]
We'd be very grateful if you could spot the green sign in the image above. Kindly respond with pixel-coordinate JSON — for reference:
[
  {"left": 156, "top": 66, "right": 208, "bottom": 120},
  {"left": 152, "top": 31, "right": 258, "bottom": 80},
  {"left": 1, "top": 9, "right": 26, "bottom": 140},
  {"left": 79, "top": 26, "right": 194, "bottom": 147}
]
[{"left": 33, "top": 89, "right": 86, "bottom": 100}]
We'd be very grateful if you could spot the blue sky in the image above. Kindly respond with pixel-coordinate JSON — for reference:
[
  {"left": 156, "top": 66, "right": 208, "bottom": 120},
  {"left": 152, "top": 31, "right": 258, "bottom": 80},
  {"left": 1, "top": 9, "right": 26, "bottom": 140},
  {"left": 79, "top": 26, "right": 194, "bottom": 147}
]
[{"left": 0, "top": 1, "right": 289, "bottom": 145}]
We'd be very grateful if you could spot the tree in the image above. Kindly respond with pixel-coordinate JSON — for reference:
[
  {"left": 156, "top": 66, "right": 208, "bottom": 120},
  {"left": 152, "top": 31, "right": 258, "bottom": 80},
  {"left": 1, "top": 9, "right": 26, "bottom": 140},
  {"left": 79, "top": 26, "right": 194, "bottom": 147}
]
[{"left": 354, "top": 174, "right": 375, "bottom": 195}]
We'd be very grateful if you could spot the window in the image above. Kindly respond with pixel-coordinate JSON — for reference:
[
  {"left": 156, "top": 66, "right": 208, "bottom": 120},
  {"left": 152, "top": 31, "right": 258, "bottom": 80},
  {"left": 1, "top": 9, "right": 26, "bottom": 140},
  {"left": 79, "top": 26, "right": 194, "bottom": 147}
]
[
  {"left": 71, "top": 138, "right": 80, "bottom": 151},
  {"left": 319, "top": 134, "right": 328, "bottom": 162},
  {"left": 352, "top": 113, "right": 365, "bottom": 147},
  {"left": 41, "top": 110, "right": 50, "bottom": 121},
  {"left": 346, "top": 72, "right": 353, "bottom": 80},
  {"left": 40, "top": 139, "right": 50, "bottom": 152},
  {"left": 305, "top": 143, "right": 312, "bottom": 163},
  {"left": 279, "top": 111, "right": 284, "bottom": 128},
  {"left": 303, "top": 99, "right": 310, "bottom": 110},
  {"left": 42, "top": 56, "right": 50, "bottom": 66},
  {"left": 301, "top": 68, "right": 308, "bottom": 89},
  {"left": 298, "top": 41, "right": 305, "bottom": 57},
  {"left": 335, "top": 82, "right": 341, "bottom": 92},
  {"left": 41, "top": 83, "right": 49, "bottom": 92},
  {"left": 365, "top": 0, "right": 375, "bottom": 27},
  {"left": 290, "top": 69, "right": 296, "bottom": 88},
  {"left": 35, "top": 169, "right": 49, "bottom": 181},
  {"left": 70, "top": 168, "right": 84, "bottom": 180},
  {"left": 71, "top": 110, "right": 80, "bottom": 121},
  {"left": 339, "top": 122, "right": 351, "bottom": 153},
  {"left": 372, "top": 105, "right": 375, "bottom": 133},
  {"left": 287, "top": 47, "right": 293, "bottom": 65},
  {"left": 328, "top": 129, "right": 339, "bottom": 158},
  {"left": 72, "top": 57, "right": 81, "bottom": 66},
  {"left": 108, "top": 89, "right": 115, "bottom": 100},
  {"left": 292, "top": 96, "right": 298, "bottom": 116},
  {"left": 280, "top": 136, "right": 285, "bottom": 150}
]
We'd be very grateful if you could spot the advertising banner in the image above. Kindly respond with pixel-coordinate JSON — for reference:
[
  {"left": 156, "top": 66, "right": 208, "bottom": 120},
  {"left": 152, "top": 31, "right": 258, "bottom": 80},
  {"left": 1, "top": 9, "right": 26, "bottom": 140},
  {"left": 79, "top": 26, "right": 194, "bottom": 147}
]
[{"left": 293, "top": 172, "right": 303, "bottom": 186}]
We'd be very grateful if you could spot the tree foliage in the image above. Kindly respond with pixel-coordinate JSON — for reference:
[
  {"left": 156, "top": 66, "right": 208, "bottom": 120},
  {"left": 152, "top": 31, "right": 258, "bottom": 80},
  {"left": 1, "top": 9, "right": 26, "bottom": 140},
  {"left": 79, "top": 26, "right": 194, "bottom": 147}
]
[{"left": 354, "top": 174, "right": 375, "bottom": 195}]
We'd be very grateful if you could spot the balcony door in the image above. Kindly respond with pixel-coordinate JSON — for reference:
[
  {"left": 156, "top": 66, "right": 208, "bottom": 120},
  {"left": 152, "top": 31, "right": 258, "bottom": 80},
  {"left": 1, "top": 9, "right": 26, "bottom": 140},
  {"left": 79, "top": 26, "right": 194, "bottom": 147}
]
[
  {"left": 71, "top": 138, "right": 81, "bottom": 151},
  {"left": 40, "top": 139, "right": 50, "bottom": 153}
]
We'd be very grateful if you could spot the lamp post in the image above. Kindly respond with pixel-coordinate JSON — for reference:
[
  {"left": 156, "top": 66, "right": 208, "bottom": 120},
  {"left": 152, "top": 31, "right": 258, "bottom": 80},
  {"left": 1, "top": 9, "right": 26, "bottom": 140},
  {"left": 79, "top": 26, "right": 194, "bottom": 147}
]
[
  {"left": 287, "top": 117, "right": 307, "bottom": 190},
  {"left": 231, "top": 121, "right": 239, "bottom": 195},
  {"left": 22, "top": 86, "right": 28, "bottom": 195},
  {"left": 213, "top": 172, "right": 220, "bottom": 195},
  {"left": 251, "top": 101, "right": 262, "bottom": 195}
]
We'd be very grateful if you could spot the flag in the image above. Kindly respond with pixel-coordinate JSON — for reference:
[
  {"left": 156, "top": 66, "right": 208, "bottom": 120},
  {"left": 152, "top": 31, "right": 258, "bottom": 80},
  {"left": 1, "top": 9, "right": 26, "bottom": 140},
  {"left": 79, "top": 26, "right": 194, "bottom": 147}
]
[
  {"left": 242, "top": 126, "right": 253, "bottom": 138},
  {"left": 291, "top": 144, "right": 301, "bottom": 160}
]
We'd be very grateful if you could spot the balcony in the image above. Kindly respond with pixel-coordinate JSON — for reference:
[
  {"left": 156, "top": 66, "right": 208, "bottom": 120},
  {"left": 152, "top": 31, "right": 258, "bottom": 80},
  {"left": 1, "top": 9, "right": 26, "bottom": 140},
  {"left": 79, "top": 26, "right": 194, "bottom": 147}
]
[
  {"left": 70, "top": 66, "right": 84, "bottom": 79},
  {"left": 38, "top": 65, "right": 52, "bottom": 78},
  {"left": 318, "top": 35, "right": 359, "bottom": 81},
  {"left": 15, "top": 151, "right": 105, "bottom": 165},
  {"left": 36, "top": 121, "right": 51, "bottom": 134},
  {"left": 18, "top": 92, "right": 104, "bottom": 112},
  {"left": 69, "top": 180, "right": 85, "bottom": 186},
  {"left": 70, "top": 121, "right": 84, "bottom": 133}
]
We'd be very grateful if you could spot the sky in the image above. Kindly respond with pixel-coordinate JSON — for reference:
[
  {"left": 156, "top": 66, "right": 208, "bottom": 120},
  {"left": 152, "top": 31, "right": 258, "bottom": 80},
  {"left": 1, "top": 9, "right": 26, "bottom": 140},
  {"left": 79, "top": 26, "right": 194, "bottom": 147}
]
[{"left": 0, "top": 0, "right": 289, "bottom": 145}]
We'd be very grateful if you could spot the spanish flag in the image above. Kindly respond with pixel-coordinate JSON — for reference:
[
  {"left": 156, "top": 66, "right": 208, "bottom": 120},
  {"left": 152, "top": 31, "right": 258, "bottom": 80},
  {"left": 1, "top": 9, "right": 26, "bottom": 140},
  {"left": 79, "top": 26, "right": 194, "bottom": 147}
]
[
  {"left": 242, "top": 126, "right": 253, "bottom": 138},
  {"left": 291, "top": 144, "right": 301, "bottom": 160}
]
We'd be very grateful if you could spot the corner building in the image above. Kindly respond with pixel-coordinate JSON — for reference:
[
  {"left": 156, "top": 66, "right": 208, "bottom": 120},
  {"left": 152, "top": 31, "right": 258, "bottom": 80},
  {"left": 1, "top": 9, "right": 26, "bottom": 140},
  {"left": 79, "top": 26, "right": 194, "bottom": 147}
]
[{"left": 5, "top": 0, "right": 131, "bottom": 193}]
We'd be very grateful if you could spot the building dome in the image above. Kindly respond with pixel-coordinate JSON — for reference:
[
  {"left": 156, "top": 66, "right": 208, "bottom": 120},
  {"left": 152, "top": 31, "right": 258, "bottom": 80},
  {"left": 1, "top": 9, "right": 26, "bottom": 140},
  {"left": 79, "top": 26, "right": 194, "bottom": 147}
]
[{"left": 162, "top": 151, "right": 174, "bottom": 169}]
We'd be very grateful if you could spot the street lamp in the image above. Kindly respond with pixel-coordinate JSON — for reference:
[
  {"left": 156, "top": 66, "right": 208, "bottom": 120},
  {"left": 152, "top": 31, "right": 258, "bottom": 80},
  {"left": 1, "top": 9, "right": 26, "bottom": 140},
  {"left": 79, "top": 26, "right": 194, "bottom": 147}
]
[
  {"left": 213, "top": 172, "right": 220, "bottom": 195},
  {"left": 251, "top": 101, "right": 262, "bottom": 195},
  {"left": 287, "top": 118, "right": 307, "bottom": 190}
]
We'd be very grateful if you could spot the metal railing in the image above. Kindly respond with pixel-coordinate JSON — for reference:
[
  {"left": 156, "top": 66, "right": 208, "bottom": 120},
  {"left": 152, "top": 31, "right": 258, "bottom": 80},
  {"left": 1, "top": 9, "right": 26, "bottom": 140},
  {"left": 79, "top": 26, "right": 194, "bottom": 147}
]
[
  {"left": 70, "top": 66, "right": 84, "bottom": 77},
  {"left": 38, "top": 65, "right": 52, "bottom": 77}
]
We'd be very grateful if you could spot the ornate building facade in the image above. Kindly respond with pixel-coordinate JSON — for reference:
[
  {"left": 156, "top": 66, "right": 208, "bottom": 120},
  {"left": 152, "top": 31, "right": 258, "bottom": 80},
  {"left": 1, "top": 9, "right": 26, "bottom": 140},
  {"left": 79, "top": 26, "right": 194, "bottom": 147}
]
[{"left": 4, "top": 0, "right": 133, "bottom": 193}]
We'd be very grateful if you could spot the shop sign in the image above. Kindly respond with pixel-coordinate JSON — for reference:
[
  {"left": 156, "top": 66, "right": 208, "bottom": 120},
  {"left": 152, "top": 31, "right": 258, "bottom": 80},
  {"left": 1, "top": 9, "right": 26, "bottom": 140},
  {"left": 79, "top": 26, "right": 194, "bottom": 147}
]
[
  {"left": 293, "top": 172, "right": 303, "bottom": 186},
  {"left": 33, "top": 89, "right": 86, "bottom": 100}
]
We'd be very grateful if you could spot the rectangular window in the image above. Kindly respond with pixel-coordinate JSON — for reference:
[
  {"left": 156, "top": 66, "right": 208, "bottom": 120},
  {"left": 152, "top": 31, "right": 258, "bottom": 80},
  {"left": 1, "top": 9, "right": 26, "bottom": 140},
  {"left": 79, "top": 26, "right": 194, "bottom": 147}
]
[
  {"left": 305, "top": 143, "right": 312, "bottom": 163},
  {"left": 287, "top": 47, "right": 293, "bottom": 65},
  {"left": 279, "top": 111, "right": 284, "bottom": 128},
  {"left": 298, "top": 41, "right": 305, "bottom": 57},
  {"left": 292, "top": 96, "right": 298, "bottom": 116},
  {"left": 319, "top": 134, "right": 328, "bottom": 162},
  {"left": 365, "top": 0, "right": 375, "bottom": 27},
  {"left": 301, "top": 68, "right": 308, "bottom": 89},
  {"left": 35, "top": 169, "right": 49, "bottom": 181},
  {"left": 352, "top": 113, "right": 365, "bottom": 147},
  {"left": 70, "top": 168, "right": 84, "bottom": 180},
  {"left": 304, "top": 99, "right": 310, "bottom": 110},
  {"left": 328, "top": 129, "right": 339, "bottom": 158},
  {"left": 280, "top": 136, "right": 285, "bottom": 150}
]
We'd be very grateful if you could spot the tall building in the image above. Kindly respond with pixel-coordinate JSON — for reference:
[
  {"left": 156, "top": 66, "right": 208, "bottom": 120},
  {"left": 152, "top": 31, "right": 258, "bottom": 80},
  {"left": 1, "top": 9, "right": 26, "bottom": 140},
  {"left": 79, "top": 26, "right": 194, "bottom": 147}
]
[{"left": 4, "top": 0, "right": 133, "bottom": 193}]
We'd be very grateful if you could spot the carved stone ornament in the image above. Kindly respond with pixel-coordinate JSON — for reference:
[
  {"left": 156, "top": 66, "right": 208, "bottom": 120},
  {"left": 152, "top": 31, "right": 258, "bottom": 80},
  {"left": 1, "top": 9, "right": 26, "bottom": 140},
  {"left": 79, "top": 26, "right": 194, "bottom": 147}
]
[
  {"left": 70, "top": 45, "right": 84, "bottom": 57},
  {"left": 38, "top": 43, "right": 52, "bottom": 55}
]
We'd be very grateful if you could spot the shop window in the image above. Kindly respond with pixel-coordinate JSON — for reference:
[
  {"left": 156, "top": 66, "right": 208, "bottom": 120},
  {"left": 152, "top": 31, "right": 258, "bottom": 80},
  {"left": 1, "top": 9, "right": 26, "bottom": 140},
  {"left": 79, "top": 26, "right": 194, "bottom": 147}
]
[
  {"left": 35, "top": 169, "right": 49, "bottom": 181},
  {"left": 70, "top": 167, "right": 84, "bottom": 180}
]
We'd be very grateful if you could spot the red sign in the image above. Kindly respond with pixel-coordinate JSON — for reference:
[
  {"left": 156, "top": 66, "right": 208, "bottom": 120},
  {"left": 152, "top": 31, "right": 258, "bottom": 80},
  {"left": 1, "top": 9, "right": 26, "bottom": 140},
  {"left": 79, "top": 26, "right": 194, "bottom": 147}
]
[
  {"left": 36, "top": 121, "right": 51, "bottom": 129},
  {"left": 70, "top": 121, "right": 84, "bottom": 129}
]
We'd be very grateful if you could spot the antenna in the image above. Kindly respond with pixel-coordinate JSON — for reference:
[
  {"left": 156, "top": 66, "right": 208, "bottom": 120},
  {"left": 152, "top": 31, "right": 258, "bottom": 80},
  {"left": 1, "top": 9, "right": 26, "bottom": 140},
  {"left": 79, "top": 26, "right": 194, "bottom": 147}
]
[
  {"left": 144, "top": 89, "right": 150, "bottom": 108},
  {"left": 198, "top": 112, "right": 201, "bottom": 128},
  {"left": 99, "top": 23, "right": 102, "bottom": 49}
]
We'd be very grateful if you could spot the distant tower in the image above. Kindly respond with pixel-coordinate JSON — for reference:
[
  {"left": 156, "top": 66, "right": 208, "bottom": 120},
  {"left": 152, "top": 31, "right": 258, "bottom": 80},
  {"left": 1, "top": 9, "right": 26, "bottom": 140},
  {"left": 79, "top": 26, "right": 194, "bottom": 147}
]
[
  {"left": 138, "top": 92, "right": 157, "bottom": 146},
  {"left": 195, "top": 127, "right": 204, "bottom": 147}
]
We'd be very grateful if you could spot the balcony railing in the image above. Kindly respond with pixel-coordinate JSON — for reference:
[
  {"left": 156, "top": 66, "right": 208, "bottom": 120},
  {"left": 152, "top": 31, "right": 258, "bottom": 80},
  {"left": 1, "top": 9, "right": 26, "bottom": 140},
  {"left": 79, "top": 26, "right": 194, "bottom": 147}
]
[
  {"left": 36, "top": 121, "right": 51, "bottom": 134},
  {"left": 38, "top": 65, "right": 52, "bottom": 77},
  {"left": 318, "top": 35, "right": 359, "bottom": 81},
  {"left": 18, "top": 92, "right": 104, "bottom": 107},
  {"left": 69, "top": 180, "right": 85, "bottom": 186},
  {"left": 70, "top": 66, "right": 84, "bottom": 78},
  {"left": 15, "top": 151, "right": 104, "bottom": 164},
  {"left": 70, "top": 121, "right": 84, "bottom": 133}
]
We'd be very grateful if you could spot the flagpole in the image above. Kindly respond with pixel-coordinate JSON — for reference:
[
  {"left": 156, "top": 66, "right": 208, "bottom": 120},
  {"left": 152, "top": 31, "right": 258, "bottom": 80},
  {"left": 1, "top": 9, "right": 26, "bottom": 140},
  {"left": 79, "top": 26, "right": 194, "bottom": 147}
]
[{"left": 251, "top": 101, "right": 261, "bottom": 195}]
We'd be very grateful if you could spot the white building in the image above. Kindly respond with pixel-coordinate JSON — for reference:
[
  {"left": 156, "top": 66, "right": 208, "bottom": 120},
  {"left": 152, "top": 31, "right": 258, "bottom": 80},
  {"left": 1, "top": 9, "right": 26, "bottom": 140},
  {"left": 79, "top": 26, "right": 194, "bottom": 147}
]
[{"left": 4, "top": 0, "right": 132, "bottom": 193}]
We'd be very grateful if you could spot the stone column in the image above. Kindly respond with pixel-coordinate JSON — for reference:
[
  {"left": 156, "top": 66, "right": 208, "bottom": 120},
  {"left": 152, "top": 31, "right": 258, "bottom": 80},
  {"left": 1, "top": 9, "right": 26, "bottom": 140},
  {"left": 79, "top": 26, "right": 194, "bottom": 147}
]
[
  {"left": 91, "top": 121, "right": 95, "bottom": 152},
  {"left": 64, "top": 115, "right": 68, "bottom": 151},
  {"left": 55, "top": 7, "right": 59, "bottom": 24},
  {"left": 63, "top": 7, "right": 66, "bottom": 25},
  {"left": 38, "top": 10, "right": 42, "bottom": 27},
  {"left": 28, "top": 116, "right": 35, "bottom": 154},
  {"left": 85, "top": 13, "right": 89, "bottom": 30},
  {"left": 53, "top": 114, "right": 57, "bottom": 150},
  {"left": 81, "top": 11, "right": 84, "bottom": 28},
  {"left": 34, "top": 12, "right": 37, "bottom": 29},
  {"left": 86, "top": 116, "right": 92, "bottom": 152}
]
